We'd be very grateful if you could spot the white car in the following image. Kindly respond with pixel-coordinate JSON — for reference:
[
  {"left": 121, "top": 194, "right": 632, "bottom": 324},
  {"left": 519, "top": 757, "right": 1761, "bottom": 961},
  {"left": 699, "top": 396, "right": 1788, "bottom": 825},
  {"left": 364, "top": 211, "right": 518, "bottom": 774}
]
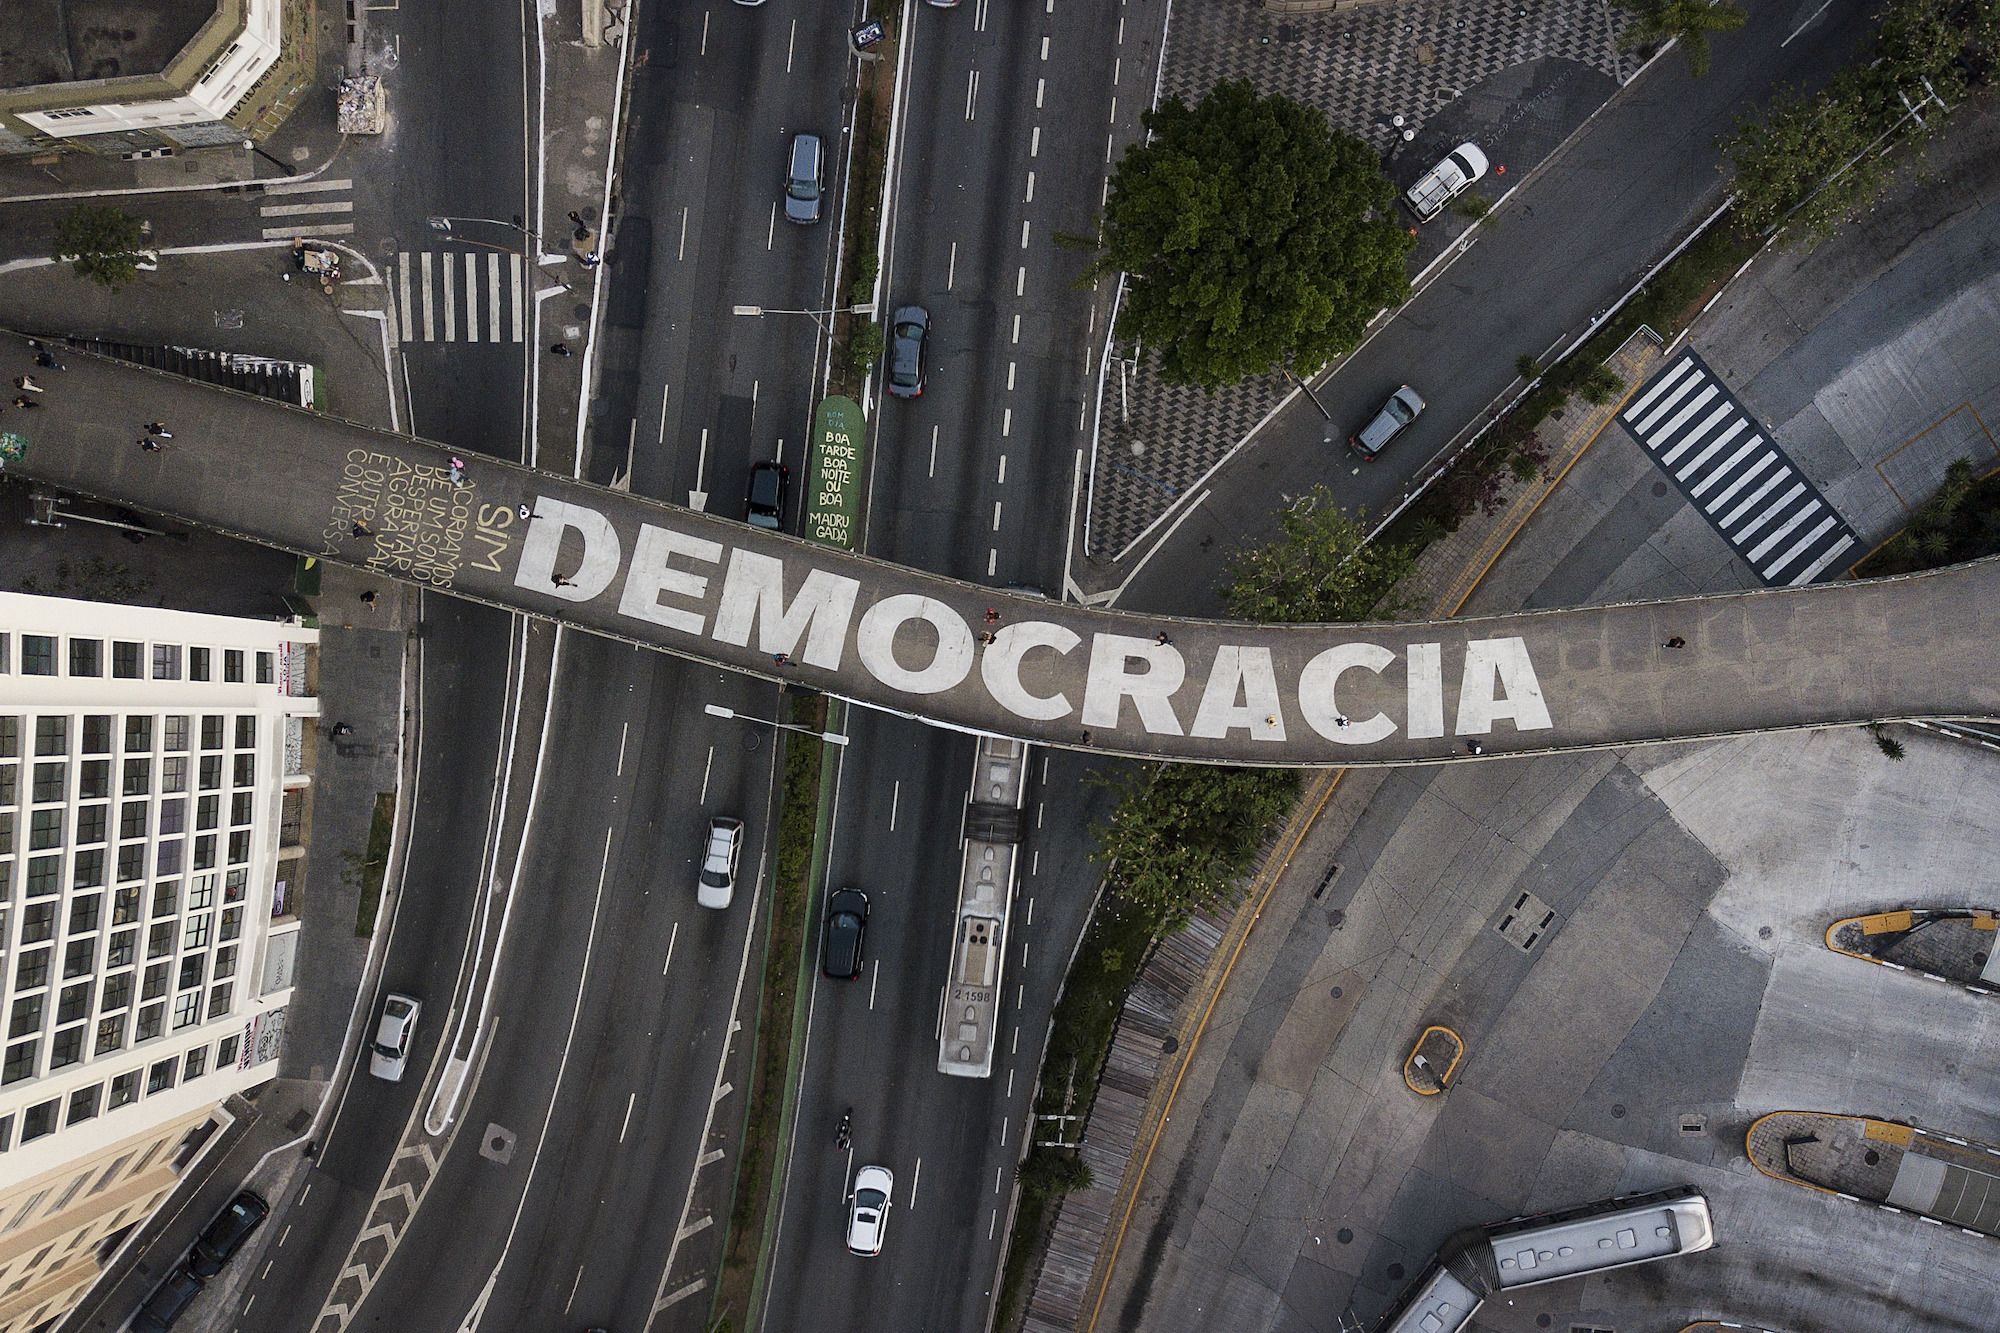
[
  {"left": 698, "top": 816, "right": 744, "bottom": 910},
  {"left": 368, "top": 993, "right": 420, "bottom": 1082},
  {"left": 846, "top": 1164, "right": 894, "bottom": 1256}
]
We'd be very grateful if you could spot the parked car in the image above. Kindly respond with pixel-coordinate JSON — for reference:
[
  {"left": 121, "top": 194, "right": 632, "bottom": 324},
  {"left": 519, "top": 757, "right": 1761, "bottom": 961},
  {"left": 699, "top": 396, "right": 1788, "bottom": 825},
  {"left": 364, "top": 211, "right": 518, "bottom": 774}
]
[
  {"left": 699, "top": 815, "right": 744, "bottom": 910},
  {"left": 132, "top": 1264, "right": 203, "bottom": 1332},
  {"left": 886, "top": 306, "right": 929, "bottom": 399},
  {"left": 784, "top": 133, "right": 824, "bottom": 224},
  {"left": 1347, "top": 386, "right": 1425, "bottom": 461},
  {"left": 822, "top": 888, "right": 870, "bottom": 979},
  {"left": 846, "top": 1164, "right": 895, "bottom": 1256},
  {"left": 187, "top": 1191, "right": 270, "bottom": 1277},
  {"left": 745, "top": 460, "right": 789, "bottom": 531},
  {"left": 368, "top": 993, "right": 421, "bottom": 1082},
  {"left": 1403, "top": 142, "right": 1488, "bottom": 222}
]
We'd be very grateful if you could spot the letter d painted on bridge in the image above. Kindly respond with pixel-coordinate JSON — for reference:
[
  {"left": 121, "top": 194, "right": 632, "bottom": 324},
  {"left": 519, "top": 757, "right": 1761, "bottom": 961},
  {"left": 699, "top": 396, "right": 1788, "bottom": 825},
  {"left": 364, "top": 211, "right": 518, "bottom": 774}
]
[{"left": 807, "top": 396, "right": 866, "bottom": 552}]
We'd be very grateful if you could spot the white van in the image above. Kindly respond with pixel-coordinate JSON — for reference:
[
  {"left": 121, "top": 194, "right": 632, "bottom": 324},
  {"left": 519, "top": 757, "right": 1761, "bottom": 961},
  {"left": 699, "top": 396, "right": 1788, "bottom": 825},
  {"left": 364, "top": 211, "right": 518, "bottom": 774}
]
[{"left": 1403, "top": 143, "right": 1489, "bottom": 222}]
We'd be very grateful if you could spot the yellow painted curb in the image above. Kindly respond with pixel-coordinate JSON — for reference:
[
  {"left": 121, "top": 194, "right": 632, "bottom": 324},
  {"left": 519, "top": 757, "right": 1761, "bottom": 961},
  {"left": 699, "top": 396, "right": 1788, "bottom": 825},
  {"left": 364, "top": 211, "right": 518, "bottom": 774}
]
[
  {"left": 1743, "top": 1109, "right": 1877, "bottom": 1197},
  {"left": 1402, "top": 1024, "right": 1464, "bottom": 1095},
  {"left": 1081, "top": 769, "right": 1342, "bottom": 1333}
]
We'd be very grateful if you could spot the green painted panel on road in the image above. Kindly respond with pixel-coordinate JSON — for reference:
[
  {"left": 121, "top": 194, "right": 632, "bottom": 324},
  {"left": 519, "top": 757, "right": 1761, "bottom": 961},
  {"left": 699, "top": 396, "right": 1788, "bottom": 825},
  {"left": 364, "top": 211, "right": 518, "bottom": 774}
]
[{"left": 806, "top": 396, "right": 866, "bottom": 550}]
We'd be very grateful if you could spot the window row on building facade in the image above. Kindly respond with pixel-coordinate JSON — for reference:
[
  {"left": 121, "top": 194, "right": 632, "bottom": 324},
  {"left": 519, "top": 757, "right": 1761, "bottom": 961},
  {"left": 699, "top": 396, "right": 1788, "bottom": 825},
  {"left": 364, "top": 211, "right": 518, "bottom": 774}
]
[
  {"left": 0, "top": 633, "right": 277, "bottom": 688},
  {"left": 0, "top": 1029, "right": 243, "bottom": 1159}
]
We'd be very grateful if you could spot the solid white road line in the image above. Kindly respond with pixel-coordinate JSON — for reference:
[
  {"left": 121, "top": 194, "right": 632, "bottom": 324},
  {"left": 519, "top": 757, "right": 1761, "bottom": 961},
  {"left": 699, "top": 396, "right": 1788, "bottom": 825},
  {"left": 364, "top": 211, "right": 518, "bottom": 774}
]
[
  {"left": 889, "top": 779, "right": 900, "bottom": 830},
  {"left": 661, "top": 921, "right": 678, "bottom": 977},
  {"left": 442, "top": 253, "right": 457, "bottom": 342},
  {"left": 616, "top": 721, "right": 630, "bottom": 776},
  {"left": 620, "top": 1092, "right": 637, "bottom": 1143},
  {"left": 260, "top": 201, "right": 354, "bottom": 218},
  {"left": 699, "top": 743, "right": 715, "bottom": 803},
  {"left": 420, "top": 252, "right": 436, "bottom": 341},
  {"left": 262, "top": 177, "right": 354, "bottom": 195},
  {"left": 487, "top": 254, "right": 502, "bottom": 342}
]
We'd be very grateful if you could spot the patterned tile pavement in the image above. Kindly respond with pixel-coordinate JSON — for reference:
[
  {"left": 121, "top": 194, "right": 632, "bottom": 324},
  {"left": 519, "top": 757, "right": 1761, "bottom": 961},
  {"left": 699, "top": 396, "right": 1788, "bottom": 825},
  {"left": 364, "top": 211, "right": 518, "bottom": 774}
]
[{"left": 1087, "top": 0, "right": 1644, "bottom": 560}]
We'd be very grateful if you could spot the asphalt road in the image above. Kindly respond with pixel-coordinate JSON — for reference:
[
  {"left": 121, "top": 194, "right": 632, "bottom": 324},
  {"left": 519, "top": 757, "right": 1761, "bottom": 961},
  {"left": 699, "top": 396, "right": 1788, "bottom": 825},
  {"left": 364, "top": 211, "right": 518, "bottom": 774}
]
[
  {"left": 306, "top": 3, "right": 863, "bottom": 1331},
  {"left": 1112, "top": 0, "right": 1879, "bottom": 616},
  {"left": 756, "top": 1, "right": 1129, "bottom": 1328}
]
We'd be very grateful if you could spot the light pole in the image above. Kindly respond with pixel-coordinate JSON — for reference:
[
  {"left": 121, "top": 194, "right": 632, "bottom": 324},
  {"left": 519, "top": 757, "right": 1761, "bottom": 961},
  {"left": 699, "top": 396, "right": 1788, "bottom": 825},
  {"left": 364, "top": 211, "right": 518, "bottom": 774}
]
[
  {"left": 731, "top": 301, "right": 876, "bottom": 332},
  {"left": 703, "top": 703, "right": 850, "bottom": 746},
  {"left": 425, "top": 215, "right": 551, "bottom": 258}
]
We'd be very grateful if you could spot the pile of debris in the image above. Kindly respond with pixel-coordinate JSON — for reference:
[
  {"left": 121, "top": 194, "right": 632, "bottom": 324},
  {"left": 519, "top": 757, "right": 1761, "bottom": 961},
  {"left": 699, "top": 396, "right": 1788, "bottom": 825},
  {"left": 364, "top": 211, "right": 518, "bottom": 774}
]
[{"left": 337, "top": 76, "right": 386, "bottom": 135}]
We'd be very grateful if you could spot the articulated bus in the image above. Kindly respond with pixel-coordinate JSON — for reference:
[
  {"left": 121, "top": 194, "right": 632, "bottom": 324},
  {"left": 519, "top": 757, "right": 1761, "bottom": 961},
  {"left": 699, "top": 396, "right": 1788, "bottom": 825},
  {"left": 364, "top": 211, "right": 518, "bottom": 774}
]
[
  {"left": 1376, "top": 1187, "right": 1715, "bottom": 1333},
  {"left": 936, "top": 735, "right": 1029, "bottom": 1078}
]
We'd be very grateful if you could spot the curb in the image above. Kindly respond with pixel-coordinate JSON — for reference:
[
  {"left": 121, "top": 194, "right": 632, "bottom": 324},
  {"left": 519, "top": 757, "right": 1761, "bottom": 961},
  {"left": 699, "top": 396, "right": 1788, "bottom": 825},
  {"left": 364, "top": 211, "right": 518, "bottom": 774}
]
[{"left": 737, "top": 701, "right": 847, "bottom": 1328}]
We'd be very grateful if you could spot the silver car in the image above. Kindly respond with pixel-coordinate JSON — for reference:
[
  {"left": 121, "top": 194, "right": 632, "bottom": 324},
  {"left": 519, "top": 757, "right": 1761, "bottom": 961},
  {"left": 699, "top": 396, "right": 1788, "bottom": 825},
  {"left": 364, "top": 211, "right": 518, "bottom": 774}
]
[
  {"left": 368, "top": 993, "right": 421, "bottom": 1082},
  {"left": 784, "top": 133, "right": 824, "bottom": 224},
  {"left": 699, "top": 815, "right": 744, "bottom": 910},
  {"left": 1348, "top": 386, "right": 1425, "bottom": 460},
  {"left": 886, "top": 306, "right": 929, "bottom": 399}
]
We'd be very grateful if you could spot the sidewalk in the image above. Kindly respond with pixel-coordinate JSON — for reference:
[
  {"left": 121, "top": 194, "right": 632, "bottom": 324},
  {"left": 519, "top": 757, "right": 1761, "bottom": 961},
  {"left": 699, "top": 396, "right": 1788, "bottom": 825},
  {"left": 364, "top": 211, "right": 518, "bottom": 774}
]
[{"left": 1085, "top": 0, "right": 1643, "bottom": 562}]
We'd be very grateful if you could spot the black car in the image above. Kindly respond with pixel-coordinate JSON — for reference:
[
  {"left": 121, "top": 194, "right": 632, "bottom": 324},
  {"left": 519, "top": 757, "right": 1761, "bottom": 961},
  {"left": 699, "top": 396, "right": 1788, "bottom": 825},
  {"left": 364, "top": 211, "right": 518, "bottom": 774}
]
[
  {"left": 745, "top": 460, "right": 789, "bottom": 531},
  {"left": 133, "top": 1264, "right": 203, "bottom": 1332},
  {"left": 822, "top": 887, "right": 870, "bottom": 979},
  {"left": 188, "top": 1190, "right": 269, "bottom": 1277},
  {"left": 886, "top": 306, "right": 929, "bottom": 399}
]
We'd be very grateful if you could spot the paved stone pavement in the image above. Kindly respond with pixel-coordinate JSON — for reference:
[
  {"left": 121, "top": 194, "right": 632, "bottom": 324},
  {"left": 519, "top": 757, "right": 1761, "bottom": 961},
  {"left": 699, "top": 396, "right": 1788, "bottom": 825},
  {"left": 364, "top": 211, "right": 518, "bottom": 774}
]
[
  {"left": 6, "top": 330, "right": 1998, "bottom": 770},
  {"left": 1089, "top": 0, "right": 1642, "bottom": 557}
]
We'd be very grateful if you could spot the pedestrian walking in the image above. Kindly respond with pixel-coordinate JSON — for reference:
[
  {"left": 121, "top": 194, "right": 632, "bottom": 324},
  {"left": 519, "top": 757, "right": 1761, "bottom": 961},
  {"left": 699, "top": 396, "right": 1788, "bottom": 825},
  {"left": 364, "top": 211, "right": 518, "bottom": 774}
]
[
  {"left": 516, "top": 503, "right": 533, "bottom": 521},
  {"left": 448, "top": 455, "right": 466, "bottom": 483},
  {"left": 567, "top": 210, "right": 586, "bottom": 226},
  {"left": 1334, "top": 714, "right": 1350, "bottom": 729},
  {"left": 1264, "top": 714, "right": 1278, "bottom": 727},
  {"left": 772, "top": 652, "right": 791, "bottom": 667},
  {"left": 552, "top": 573, "right": 576, "bottom": 589},
  {"left": 1663, "top": 636, "right": 1685, "bottom": 649},
  {"left": 984, "top": 607, "right": 1000, "bottom": 624},
  {"left": 550, "top": 341, "right": 574, "bottom": 357},
  {"left": 1466, "top": 740, "right": 1484, "bottom": 755},
  {"left": 144, "top": 422, "right": 172, "bottom": 438},
  {"left": 359, "top": 590, "right": 378, "bottom": 605},
  {"left": 15, "top": 375, "right": 41, "bottom": 394},
  {"left": 330, "top": 722, "right": 354, "bottom": 738},
  {"left": 12, "top": 397, "right": 36, "bottom": 410},
  {"left": 351, "top": 521, "right": 372, "bottom": 538},
  {"left": 1081, "top": 730, "right": 1092, "bottom": 745},
  {"left": 33, "top": 351, "right": 64, "bottom": 370},
  {"left": 579, "top": 251, "right": 602, "bottom": 269},
  {"left": 1154, "top": 630, "right": 1171, "bottom": 646},
  {"left": 138, "top": 437, "right": 162, "bottom": 453},
  {"left": 979, "top": 631, "right": 997, "bottom": 645}
]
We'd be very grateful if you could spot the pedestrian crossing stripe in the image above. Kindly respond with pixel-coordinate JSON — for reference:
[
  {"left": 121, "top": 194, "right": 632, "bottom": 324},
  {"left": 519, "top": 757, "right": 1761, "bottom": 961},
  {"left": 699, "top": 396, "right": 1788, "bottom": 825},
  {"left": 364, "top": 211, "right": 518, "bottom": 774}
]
[
  {"left": 1617, "top": 349, "right": 1857, "bottom": 587},
  {"left": 259, "top": 177, "right": 354, "bottom": 240},
  {"left": 390, "top": 251, "right": 528, "bottom": 344}
]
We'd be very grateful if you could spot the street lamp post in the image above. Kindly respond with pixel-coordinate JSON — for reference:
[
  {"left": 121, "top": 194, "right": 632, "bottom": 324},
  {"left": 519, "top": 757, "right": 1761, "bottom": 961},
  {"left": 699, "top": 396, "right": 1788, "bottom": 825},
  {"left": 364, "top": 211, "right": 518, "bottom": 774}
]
[
  {"left": 703, "top": 703, "right": 850, "bottom": 746},
  {"left": 731, "top": 301, "right": 876, "bottom": 332}
]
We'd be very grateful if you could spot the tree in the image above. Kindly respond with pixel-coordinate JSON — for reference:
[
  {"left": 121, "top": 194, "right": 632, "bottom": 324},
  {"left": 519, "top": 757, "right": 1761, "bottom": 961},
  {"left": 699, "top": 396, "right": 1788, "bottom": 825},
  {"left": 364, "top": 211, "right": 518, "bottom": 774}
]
[
  {"left": 1723, "top": 78, "right": 1890, "bottom": 240},
  {"left": 1091, "top": 763, "right": 1299, "bottom": 930},
  {"left": 1087, "top": 80, "right": 1411, "bottom": 392},
  {"left": 54, "top": 205, "right": 148, "bottom": 289},
  {"left": 1222, "top": 484, "right": 1416, "bottom": 625},
  {"left": 1617, "top": 0, "right": 1748, "bottom": 79}
]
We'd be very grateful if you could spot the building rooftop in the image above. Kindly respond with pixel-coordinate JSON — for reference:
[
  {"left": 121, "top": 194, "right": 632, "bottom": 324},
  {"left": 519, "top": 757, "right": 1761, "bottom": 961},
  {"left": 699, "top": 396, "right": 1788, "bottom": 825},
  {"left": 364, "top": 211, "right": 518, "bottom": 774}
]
[{"left": 0, "top": 1, "right": 217, "bottom": 93}]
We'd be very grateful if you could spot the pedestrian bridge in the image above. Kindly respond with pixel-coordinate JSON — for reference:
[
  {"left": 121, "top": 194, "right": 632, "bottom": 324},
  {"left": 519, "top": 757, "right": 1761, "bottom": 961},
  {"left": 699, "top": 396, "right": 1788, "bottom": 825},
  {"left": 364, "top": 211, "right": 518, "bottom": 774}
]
[{"left": 4, "top": 334, "right": 1995, "bottom": 766}]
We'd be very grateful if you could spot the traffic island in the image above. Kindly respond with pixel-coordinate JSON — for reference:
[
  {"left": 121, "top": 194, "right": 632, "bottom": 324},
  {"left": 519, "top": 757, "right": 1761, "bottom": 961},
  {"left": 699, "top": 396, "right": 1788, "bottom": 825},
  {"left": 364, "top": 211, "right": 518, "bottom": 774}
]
[
  {"left": 1402, "top": 1024, "right": 1464, "bottom": 1095},
  {"left": 1823, "top": 909, "right": 2000, "bottom": 997},
  {"left": 1745, "top": 1111, "right": 2000, "bottom": 1239}
]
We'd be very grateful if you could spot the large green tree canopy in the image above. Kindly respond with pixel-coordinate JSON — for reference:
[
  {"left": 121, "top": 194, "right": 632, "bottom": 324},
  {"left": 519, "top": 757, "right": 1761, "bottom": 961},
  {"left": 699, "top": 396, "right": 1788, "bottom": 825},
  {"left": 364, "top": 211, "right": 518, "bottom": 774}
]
[{"left": 1091, "top": 80, "right": 1412, "bottom": 391}]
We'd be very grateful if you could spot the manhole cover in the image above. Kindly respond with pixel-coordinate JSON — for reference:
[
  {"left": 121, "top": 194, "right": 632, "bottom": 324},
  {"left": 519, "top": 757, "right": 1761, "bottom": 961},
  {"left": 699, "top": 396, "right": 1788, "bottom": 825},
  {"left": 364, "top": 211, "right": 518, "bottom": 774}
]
[
  {"left": 1337, "top": 1227, "right": 1353, "bottom": 1244},
  {"left": 1758, "top": 926, "right": 1773, "bottom": 939},
  {"left": 1331, "top": 986, "right": 1343, "bottom": 999},
  {"left": 482, "top": 1123, "right": 517, "bottom": 1164},
  {"left": 1865, "top": 1149, "right": 1880, "bottom": 1166},
  {"left": 1610, "top": 1103, "right": 1626, "bottom": 1119},
  {"left": 1387, "top": 1262, "right": 1405, "bottom": 1280}
]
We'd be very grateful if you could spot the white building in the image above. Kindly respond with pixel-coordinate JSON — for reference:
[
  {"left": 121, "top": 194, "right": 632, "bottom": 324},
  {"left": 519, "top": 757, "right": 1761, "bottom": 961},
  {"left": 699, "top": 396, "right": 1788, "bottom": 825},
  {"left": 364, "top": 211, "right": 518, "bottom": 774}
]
[
  {"left": 0, "top": 591, "right": 317, "bottom": 1333},
  {"left": 0, "top": 1, "right": 304, "bottom": 160}
]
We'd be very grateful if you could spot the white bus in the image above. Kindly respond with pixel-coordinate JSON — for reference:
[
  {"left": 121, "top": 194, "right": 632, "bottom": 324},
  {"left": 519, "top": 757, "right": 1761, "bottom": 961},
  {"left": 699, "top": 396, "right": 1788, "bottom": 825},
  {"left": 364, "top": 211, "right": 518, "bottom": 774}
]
[{"left": 936, "top": 735, "right": 1029, "bottom": 1078}]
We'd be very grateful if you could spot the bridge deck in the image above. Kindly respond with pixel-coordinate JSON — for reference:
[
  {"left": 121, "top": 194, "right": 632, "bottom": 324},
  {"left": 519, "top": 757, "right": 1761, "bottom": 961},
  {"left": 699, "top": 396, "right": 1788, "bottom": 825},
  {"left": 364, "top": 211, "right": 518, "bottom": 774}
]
[{"left": 4, "top": 333, "right": 1994, "bottom": 766}]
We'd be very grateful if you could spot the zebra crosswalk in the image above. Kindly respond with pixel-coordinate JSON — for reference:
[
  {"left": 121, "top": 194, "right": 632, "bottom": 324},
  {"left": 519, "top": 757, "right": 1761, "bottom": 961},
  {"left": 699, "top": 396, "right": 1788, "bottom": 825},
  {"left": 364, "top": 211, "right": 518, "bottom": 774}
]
[
  {"left": 259, "top": 176, "right": 354, "bottom": 240},
  {"left": 1617, "top": 350, "right": 1856, "bottom": 586},
  {"left": 389, "top": 251, "right": 529, "bottom": 344}
]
